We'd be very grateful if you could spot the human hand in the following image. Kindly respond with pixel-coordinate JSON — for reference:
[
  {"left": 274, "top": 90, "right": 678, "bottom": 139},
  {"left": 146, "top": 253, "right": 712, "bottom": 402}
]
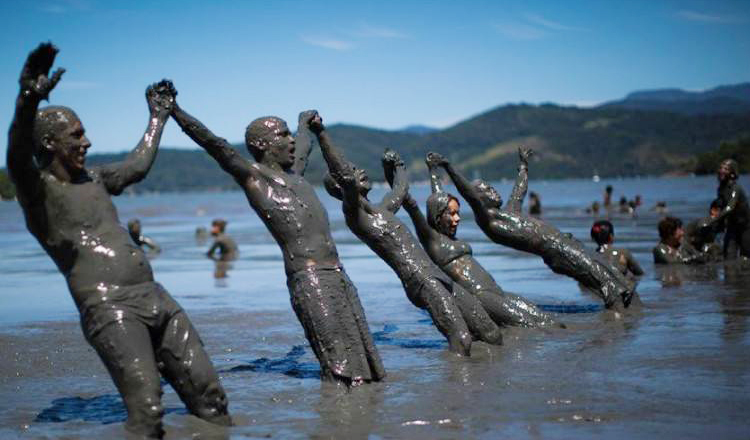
[
  {"left": 307, "top": 112, "right": 324, "bottom": 134},
  {"left": 382, "top": 148, "right": 403, "bottom": 167},
  {"left": 20, "top": 42, "right": 65, "bottom": 101},
  {"left": 425, "top": 151, "right": 447, "bottom": 168},
  {"left": 518, "top": 147, "right": 533, "bottom": 166},
  {"left": 146, "top": 79, "right": 175, "bottom": 115}
]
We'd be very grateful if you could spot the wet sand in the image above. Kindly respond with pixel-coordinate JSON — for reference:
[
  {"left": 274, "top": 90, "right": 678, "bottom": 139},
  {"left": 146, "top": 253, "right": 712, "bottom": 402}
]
[{"left": 1, "top": 177, "right": 749, "bottom": 439}]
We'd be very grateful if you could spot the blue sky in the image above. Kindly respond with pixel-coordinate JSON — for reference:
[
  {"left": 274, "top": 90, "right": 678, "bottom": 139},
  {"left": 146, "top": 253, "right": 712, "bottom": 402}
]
[{"left": 1, "top": 0, "right": 748, "bottom": 163}]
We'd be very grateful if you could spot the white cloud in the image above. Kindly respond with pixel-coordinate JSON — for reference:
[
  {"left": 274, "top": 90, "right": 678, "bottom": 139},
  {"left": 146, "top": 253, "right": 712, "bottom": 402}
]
[
  {"left": 38, "top": 0, "right": 90, "bottom": 14},
  {"left": 353, "top": 24, "right": 408, "bottom": 39},
  {"left": 301, "top": 36, "right": 353, "bottom": 51},
  {"left": 524, "top": 13, "right": 586, "bottom": 32},
  {"left": 676, "top": 10, "right": 744, "bottom": 24},
  {"left": 493, "top": 22, "right": 546, "bottom": 41}
]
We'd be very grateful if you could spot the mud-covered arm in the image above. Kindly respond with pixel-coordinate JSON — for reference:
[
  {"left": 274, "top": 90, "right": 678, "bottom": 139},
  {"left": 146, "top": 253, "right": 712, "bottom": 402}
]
[
  {"left": 291, "top": 110, "right": 317, "bottom": 176},
  {"left": 653, "top": 244, "right": 705, "bottom": 265},
  {"left": 99, "top": 81, "right": 173, "bottom": 195},
  {"left": 506, "top": 147, "right": 531, "bottom": 214},
  {"left": 624, "top": 249, "right": 644, "bottom": 276},
  {"left": 7, "top": 43, "right": 65, "bottom": 197},
  {"left": 308, "top": 113, "right": 355, "bottom": 187},
  {"left": 380, "top": 149, "right": 408, "bottom": 213},
  {"left": 426, "top": 152, "right": 483, "bottom": 212},
  {"left": 141, "top": 236, "right": 161, "bottom": 253},
  {"left": 713, "top": 184, "right": 742, "bottom": 224},
  {"left": 403, "top": 194, "right": 440, "bottom": 248},
  {"left": 171, "top": 94, "right": 251, "bottom": 181},
  {"left": 206, "top": 240, "right": 220, "bottom": 260}
]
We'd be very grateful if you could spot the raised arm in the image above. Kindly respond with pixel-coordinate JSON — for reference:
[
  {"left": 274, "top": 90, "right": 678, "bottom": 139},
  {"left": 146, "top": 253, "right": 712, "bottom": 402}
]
[
  {"left": 290, "top": 110, "right": 317, "bottom": 176},
  {"left": 403, "top": 193, "right": 441, "bottom": 249},
  {"left": 506, "top": 147, "right": 531, "bottom": 214},
  {"left": 170, "top": 88, "right": 251, "bottom": 181},
  {"left": 307, "top": 113, "right": 353, "bottom": 184},
  {"left": 7, "top": 43, "right": 65, "bottom": 197},
  {"left": 98, "top": 81, "right": 173, "bottom": 195},
  {"left": 428, "top": 154, "right": 446, "bottom": 194},
  {"left": 426, "top": 152, "right": 482, "bottom": 212},
  {"left": 379, "top": 148, "right": 409, "bottom": 213}
]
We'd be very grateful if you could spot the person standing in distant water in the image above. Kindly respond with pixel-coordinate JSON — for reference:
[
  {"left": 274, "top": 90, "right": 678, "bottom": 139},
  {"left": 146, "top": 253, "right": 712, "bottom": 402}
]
[
  {"left": 127, "top": 218, "right": 161, "bottom": 253},
  {"left": 683, "top": 199, "right": 723, "bottom": 262},
  {"left": 653, "top": 217, "right": 705, "bottom": 264},
  {"left": 604, "top": 185, "right": 613, "bottom": 209},
  {"left": 206, "top": 218, "right": 238, "bottom": 261},
  {"left": 528, "top": 191, "right": 542, "bottom": 216},
  {"left": 167, "top": 86, "right": 385, "bottom": 386},
  {"left": 711, "top": 159, "right": 750, "bottom": 259},
  {"left": 6, "top": 43, "right": 230, "bottom": 438},
  {"left": 591, "top": 220, "right": 643, "bottom": 278},
  {"left": 428, "top": 149, "right": 638, "bottom": 312}
]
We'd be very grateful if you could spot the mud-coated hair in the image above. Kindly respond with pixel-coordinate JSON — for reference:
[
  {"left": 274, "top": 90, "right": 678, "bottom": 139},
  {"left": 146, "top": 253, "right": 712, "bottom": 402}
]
[
  {"left": 658, "top": 216, "right": 682, "bottom": 241},
  {"left": 426, "top": 192, "right": 459, "bottom": 231},
  {"left": 32, "top": 106, "right": 78, "bottom": 169},
  {"left": 590, "top": 220, "right": 614, "bottom": 245},
  {"left": 719, "top": 158, "right": 739, "bottom": 180},
  {"left": 244, "top": 116, "right": 286, "bottom": 161},
  {"left": 212, "top": 218, "right": 227, "bottom": 232}
]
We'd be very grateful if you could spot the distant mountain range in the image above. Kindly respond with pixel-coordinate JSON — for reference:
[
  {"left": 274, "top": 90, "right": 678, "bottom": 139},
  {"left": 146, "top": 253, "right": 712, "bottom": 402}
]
[
  {"left": 10, "top": 82, "right": 750, "bottom": 195},
  {"left": 599, "top": 83, "right": 750, "bottom": 115}
]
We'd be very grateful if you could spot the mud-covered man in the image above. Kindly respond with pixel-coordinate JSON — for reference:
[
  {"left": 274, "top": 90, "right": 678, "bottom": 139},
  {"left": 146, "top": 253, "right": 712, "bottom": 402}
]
[
  {"left": 7, "top": 43, "right": 230, "bottom": 439},
  {"left": 168, "top": 87, "right": 384, "bottom": 386}
]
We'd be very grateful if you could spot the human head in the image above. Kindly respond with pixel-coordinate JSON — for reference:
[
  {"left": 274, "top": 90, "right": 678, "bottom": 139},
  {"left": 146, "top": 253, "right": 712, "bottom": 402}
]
[
  {"left": 322, "top": 166, "right": 371, "bottom": 200},
  {"left": 127, "top": 219, "right": 141, "bottom": 236},
  {"left": 244, "top": 116, "right": 296, "bottom": 169},
  {"left": 427, "top": 192, "right": 460, "bottom": 238},
  {"left": 472, "top": 180, "right": 502, "bottom": 208},
  {"left": 717, "top": 158, "right": 739, "bottom": 183},
  {"left": 710, "top": 199, "right": 721, "bottom": 218},
  {"left": 590, "top": 220, "right": 614, "bottom": 246},
  {"left": 32, "top": 106, "right": 91, "bottom": 174},
  {"left": 658, "top": 216, "right": 683, "bottom": 245},
  {"left": 605, "top": 185, "right": 613, "bottom": 195},
  {"left": 529, "top": 191, "right": 539, "bottom": 201},
  {"left": 211, "top": 219, "right": 227, "bottom": 235}
]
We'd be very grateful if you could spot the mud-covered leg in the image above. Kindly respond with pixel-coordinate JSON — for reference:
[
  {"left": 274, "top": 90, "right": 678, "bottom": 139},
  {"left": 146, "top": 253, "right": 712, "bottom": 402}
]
[
  {"left": 156, "top": 311, "right": 231, "bottom": 427},
  {"left": 339, "top": 271, "right": 386, "bottom": 381},
  {"left": 476, "top": 290, "right": 555, "bottom": 327},
  {"left": 416, "top": 278, "right": 473, "bottom": 355},
  {"left": 450, "top": 283, "right": 504, "bottom": 345},
  {"left": 87, "top": 321, "right": 165, "bottom": 439}
]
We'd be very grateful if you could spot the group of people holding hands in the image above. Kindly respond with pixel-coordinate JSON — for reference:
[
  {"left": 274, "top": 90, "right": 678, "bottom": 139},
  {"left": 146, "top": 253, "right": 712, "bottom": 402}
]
[{"left": 8, "top": 42, "right": 746, "bottom": 439}]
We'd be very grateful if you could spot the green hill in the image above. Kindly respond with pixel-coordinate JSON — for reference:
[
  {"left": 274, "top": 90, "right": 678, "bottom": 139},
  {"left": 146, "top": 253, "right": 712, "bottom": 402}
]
[{"left": 4, "top": 100, "right": 750, "bottom": 195}]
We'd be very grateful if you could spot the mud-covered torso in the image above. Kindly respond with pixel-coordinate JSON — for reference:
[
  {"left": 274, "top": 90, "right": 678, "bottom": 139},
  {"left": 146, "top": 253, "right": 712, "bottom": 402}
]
[
  {"left": 20, "top": 169, "right": 153, "bottom": 302},
  {"left": 243, "top": 170, "right": 340, "bottom": 275},
  {"left": 717, "top": 181, "right": 750, "bottom": 229},
  {"left": 348, "top": 203, "right": 443, "bottom": 286},
  {"left": 480, "top": 207, "right": 573, "bottom": 256},
  {"left": 424, "top": 234, "right": 501, "bottom": 295}
]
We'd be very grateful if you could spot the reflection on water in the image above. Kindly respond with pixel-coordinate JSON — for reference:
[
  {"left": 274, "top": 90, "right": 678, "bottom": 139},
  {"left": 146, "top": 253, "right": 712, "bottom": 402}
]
[{"left": 1, "top": 176, "right": 749, "bottom": 439}]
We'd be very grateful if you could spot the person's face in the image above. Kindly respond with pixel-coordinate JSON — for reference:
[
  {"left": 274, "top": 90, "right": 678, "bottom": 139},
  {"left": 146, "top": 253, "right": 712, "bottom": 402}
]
[
  {"left": 710, "top": 207, "right": 720, "bottom": 219},
  {"left": 49, "top": 116, "right": 91, "bottom": 174},
  {"left": 263, "top": 120, "right": 296, "bottom": 169},
  {"left": 438, "top": 198, "right": 461, "bottom": 237},
  {"left": 717, "top": 161, "right": 732, "bottom": 182},
  {"left": 477, "top": 183, "right": 502, "bottom": 208},
  {"left": 673, "top": 226, "right": 684, "bottom": 243},
  {"left": 354, "top": 167, "right": 372, "bottom": 194},
  {"left": 211, "top": 224, "right": 221, "bottom": 236}
]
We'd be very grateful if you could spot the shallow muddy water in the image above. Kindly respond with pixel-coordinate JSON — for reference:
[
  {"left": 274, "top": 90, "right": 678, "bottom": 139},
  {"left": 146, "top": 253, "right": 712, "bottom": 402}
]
[{"left": 0, "top": 176, "right": 748, "bottom": 439}]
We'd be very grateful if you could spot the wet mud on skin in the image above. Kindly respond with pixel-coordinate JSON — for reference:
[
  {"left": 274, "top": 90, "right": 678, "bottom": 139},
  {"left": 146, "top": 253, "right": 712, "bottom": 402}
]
[
  {"left": 3, "top": 273, "right": 749, "bottom": 440},
  {"left": 1, "top": 176, "right": 749, "bottom": 439}
]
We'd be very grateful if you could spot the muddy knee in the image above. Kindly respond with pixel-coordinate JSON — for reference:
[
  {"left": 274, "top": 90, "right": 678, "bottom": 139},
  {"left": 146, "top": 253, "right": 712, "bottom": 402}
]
[
  {"left": 448, "top": 330, "right": 472, "bottom": 356},
  {"left": 123, "top": 396, "right": 165, "bottom": 439},
  {"left": 190, "top": 381, "right": 231, "bottom": 425}
]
